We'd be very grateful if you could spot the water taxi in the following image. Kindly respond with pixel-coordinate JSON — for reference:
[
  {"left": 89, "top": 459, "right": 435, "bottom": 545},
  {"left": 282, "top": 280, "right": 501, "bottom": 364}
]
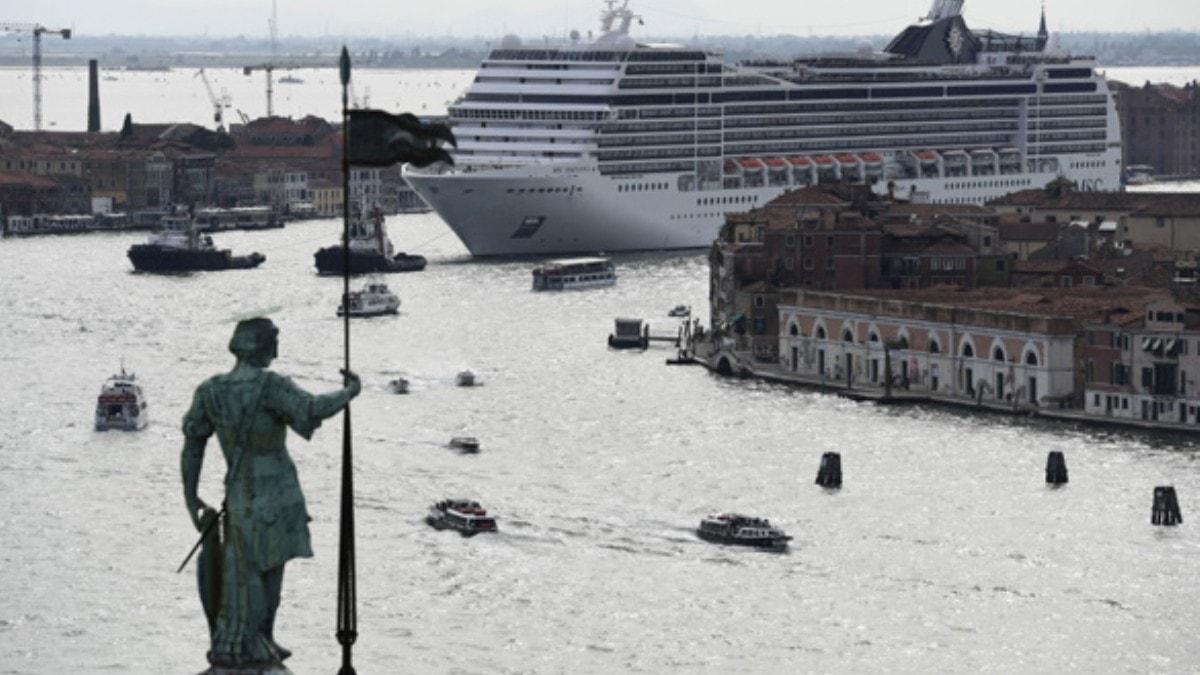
[
  {"left": 697, "top": 513, "right": 791, "bottom": 551},
  {"left": 94, "top": 367, "right": 149, "bottom": 431},
  {"left": 426, "top": 499, "right": 498, "bottom": 536},
  {"left": 532, "top": 257, "right": 616, "bottom": 291},
  {"left": 337, "top": 283, "right": 400, "bottom": 317}
]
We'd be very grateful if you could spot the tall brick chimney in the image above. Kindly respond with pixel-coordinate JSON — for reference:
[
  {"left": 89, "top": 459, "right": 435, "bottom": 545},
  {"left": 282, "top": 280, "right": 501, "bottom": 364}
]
[{"left": 87, "top": 59, "right": 100, "bottom": 132}]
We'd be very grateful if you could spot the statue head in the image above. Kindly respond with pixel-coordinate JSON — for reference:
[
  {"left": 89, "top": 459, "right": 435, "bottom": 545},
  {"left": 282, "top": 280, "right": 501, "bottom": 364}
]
[{"left": 228, "top": 317, "right": 279, "bottom": 368}]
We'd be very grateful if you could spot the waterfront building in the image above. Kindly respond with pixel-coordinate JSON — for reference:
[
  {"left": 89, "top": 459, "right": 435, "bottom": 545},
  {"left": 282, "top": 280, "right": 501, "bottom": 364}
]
[
  {"left": 310, "top": 180, "right": 344, "bottom": 218},
  {"left": 773, "top": 286, "right": 1162, "bottom": 410},
  {"left": 1112, "top": 80, "right": 1200, "bottom": 178},
  {"left": 1083, "top": 296, "right": 1200, "bottom": 425},
  {"left": 405, "top": 0, "right": 1121, "bottom": 256}
]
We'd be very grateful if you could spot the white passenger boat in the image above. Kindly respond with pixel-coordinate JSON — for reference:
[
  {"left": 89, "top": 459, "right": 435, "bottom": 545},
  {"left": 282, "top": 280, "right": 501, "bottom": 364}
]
[
  {"left": 337, "top": 283, "right": 401, "bottom": 317},
  {"left": 697, "top": 513, "right": 791, "bottom": 551},
  {"left": 94, "top": 367, "right": 149, "bottom": 431},
  {"left": 406, "top": 0, "right": 1121, "bottom": 256},
  {"left": 426, "top": 499, "right": 498, "bottom": 536},
  {"left": 532, "top": 257, "right": 616, "bottom": 291},
  {"left": 668, "top": 304, "right": 690, "bottom": 318},
  {"left": 1124, "top": 164, "right": 1155, "bottom": 186}
]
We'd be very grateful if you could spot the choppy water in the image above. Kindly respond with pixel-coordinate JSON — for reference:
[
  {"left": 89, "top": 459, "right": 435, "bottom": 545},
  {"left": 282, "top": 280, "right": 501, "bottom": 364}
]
[{"left": 1, "top": 215, "right": 1199, "bottom": 673}]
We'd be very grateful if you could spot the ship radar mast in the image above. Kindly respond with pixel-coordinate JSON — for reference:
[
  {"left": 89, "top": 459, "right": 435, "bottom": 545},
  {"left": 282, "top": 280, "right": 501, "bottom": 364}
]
[
  {"left": 1036, "top": 2, "right": 1049, "bottom": 50},
  {"left": 598, "top": 0, "right": 643, "bottom": 40},
  {"left": 924, "top": 0, "right": 964, "bottom": 21}
]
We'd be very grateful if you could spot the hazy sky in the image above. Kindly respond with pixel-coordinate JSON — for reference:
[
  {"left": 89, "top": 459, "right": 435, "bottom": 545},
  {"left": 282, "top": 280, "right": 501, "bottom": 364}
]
[{"left": 4, "top": 0, "right": 1199, "bottom": 37}]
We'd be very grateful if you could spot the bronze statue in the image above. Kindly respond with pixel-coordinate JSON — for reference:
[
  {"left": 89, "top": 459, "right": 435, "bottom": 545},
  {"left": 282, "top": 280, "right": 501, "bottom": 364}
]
[{"left": 181, "top": 317, "right": 360, "bottom": 670}]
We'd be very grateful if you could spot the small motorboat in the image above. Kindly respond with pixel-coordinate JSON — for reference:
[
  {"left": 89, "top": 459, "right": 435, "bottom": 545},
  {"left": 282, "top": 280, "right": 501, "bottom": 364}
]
[
  {"left": 455, "top": 370, "right": 476, "bottom": 387},
  {"left": 426, "top": 499, "right": 498, "bottom": 536},
  {"left": 697, "top": 513, "right": 791, "bottom": 551},
  {"left": 449, "top": 436, "right": 480, "bottom": 453},
  {"left": 95, "top": 367, "right": 149, "bottom": 431},
  {"left": 389, "top": 377, "right": 409, "bottom": 394},
  {"left": 337, "top": 282, "right": 401, "bottom": 317},
  {"left": 668, "top": 304, "right": 691, "bottom": 318}
]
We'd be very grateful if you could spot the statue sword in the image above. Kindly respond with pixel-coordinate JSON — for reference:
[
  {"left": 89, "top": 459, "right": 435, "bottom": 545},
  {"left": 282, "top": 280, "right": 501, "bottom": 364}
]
[{"left": 176, "top": 504, "right": 225, "bottom": 574}]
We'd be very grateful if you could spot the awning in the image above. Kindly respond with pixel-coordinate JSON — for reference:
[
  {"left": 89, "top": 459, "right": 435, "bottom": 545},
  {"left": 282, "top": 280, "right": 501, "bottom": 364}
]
[
  {"left": 1142, "top": 336, "right": 1152, "bottom": 350},
  {"left": 1165, "top": 339, "right": 1177, "bottom": 353}
]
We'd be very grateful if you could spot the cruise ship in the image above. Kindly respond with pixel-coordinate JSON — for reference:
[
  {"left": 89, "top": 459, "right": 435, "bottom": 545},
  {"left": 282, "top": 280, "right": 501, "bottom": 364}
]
[{"left": 405, "top": 0, "right": 1121, "bottom": 256}]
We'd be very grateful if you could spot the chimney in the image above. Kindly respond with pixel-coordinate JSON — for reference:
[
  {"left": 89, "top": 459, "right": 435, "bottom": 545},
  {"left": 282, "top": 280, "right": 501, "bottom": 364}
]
[{"left": 87, "top": 59, "right": 100, "bottom": 132}]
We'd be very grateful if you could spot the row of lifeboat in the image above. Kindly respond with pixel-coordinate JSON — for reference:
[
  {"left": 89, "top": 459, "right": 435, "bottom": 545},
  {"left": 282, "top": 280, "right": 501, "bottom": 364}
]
[
  {"left": 723, "top": 152, "right": 885, "bottom": 175},
  {"left": 722, "top": 147, "right": 1026, "bottom": 181}
]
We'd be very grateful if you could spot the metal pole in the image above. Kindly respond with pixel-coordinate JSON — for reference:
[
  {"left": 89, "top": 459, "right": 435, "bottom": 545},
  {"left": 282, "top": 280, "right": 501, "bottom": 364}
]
[
  {"left": 335, "top": 45, "right": 358, "bottom": 675},
  {"left": 32, "top": 29, "right": 42, "bottom": 131}
]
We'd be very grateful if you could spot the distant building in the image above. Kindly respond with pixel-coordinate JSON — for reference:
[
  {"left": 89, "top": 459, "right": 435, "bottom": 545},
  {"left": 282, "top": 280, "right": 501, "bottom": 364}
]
[{"left": 1113, "top": 80, "right": 1200, "bottom": 177}]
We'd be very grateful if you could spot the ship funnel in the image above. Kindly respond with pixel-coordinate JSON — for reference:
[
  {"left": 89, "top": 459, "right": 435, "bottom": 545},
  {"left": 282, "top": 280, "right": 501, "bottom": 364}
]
[{"left": 87, "top": 59, "right": 101, "bottom": 132}]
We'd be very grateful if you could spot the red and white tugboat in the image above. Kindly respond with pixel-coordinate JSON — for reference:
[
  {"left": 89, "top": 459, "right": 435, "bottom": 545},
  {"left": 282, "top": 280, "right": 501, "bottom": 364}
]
[
  {"left": 426, "top": 499, "right": 498, "bottom": 536},
  {"left": 94, "top": 367, "right": 149, "bottom": 431},
  {"left": 697, "top": 513, "right": 791, "bottom": 551}
]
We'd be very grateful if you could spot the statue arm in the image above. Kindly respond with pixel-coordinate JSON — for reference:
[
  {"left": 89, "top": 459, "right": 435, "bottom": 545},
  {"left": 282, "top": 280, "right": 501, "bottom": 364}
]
[
  {"left": 310, "top": 372, "right": 361, "bottom": 421},
  {"left": 270, "top": 370, "right": 360, "bottom": 440},
  {"left": 181, "top": 436, "right": 209, "bottom": 530},
  {"left": 180, "top": 385, "right": 216, "bottom": 531}
]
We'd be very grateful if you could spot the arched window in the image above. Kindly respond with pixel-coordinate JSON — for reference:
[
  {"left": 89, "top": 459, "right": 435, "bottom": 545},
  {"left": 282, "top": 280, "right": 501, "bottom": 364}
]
[
  {"left": 789, "top": 323, "right": 799, "bottom": 336},
  {"left": 961, "top": 343, "right": 974, "bottom": 358},
  {"left": 816, "top": 326, "right": 826, "bottom": 340},
  {"left": 868, "top": 332, "right": 880, "bottom": 343},
  {"left": 897, "top": 336, "right": 909, "bottom": 350},
  {"left": 843, "top": 329, "right": 855, "bottom": 343},
  {"left": 1025, "top": 351, "right": 1039, "bottom": 366},
  {"left": 928, "top": 339, "right": 940, "bottom": 354},
  {"left": 993, "top": 346, "right": 1006, "bottom": 362}
]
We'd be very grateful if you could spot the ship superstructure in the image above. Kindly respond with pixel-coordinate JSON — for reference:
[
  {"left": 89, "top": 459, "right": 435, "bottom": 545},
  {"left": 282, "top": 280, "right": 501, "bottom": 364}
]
[{"left": 405, "top": 0, "right": 1121, "bottom": 256}]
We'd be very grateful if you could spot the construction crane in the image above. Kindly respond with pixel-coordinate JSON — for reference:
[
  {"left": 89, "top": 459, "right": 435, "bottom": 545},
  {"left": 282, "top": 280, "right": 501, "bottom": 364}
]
[
  {"left": 242, "top": 0, "right": 301, "bottom": 117},
  {"left": 0, "top": 22, "right": 72, "bottom": 131},
  {"left": 195, "top": 68, "right": 232, "bottom": 130},
  {"left": 241, "top": 63, "right": 304, "bottom": 118}
]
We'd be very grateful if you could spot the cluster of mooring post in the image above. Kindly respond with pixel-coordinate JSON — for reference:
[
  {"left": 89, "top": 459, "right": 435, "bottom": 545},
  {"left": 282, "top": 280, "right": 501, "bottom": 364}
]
[
  {"left": 815, "top": 452, "right": 842, "bottom": 489},
  {"left": 1045, "top": 451, "right": 1068, "bottom": 485},
  {"left": 1152, "top": 486, "right": 1183, "bottom": 526}
]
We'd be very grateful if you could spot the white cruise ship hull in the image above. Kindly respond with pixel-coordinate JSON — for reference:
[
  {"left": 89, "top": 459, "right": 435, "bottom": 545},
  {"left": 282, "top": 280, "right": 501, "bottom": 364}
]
[{"left": 406, "top": 160, "right": 1117, "bottom": 257}]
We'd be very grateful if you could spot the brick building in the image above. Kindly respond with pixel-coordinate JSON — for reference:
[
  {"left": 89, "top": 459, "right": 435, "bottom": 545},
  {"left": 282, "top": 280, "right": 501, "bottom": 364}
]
[{"left": 1113, "top": 80, "right": 1200, "bottom": 177}]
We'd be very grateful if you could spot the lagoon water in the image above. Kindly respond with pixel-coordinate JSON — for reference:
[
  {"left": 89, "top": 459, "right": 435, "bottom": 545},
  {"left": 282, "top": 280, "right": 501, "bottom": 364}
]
[
  {"left": 0, "top": 65, "right": 1199, "bottom": 132},
  {"left": 1, "top": 215, "right": 1199, "bottom": 673},
  {"left": 2, "top": 63, "right": 1200, "bottom": 673}
]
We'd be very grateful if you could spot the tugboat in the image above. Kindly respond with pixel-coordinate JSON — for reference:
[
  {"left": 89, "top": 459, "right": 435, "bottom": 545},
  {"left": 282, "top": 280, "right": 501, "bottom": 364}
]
[
  {"left": 337, "top": 282, "right": 401, "bottom": 317},
  {"left": 668, "top": 304, "right": 691, "bottom": 318},
  {"left": 426, "top": 499, "right": 498, "bottom": 536},
  {"left": 455, "top": 370, "right": 477, "bottom": 387},
  {"left": 94, "top": 367, "right": 149, "bottom": 431},
  {"left": 314, "top": 205, "right": 426, "bottom": 275},
  {"left": 449, "top": 436, "right": 480, "bottom": 453},
  {"left": 697, "top": 513, "right": 791, "bottom": 551},
  {"left": 127, "top": 214, "right": 266, "bottom": 272},
  {"left": 389, "top": 377, "right": 410, "bottom": 394}
]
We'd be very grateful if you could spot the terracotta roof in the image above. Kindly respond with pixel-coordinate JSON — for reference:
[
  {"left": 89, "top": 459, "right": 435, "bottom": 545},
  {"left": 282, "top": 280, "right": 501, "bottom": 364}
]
[
  {"left": 998, "top": 220, "right": 1059, "bottom": 242},
  {"left": 762, "top": 186, "right": 846, "bottom": 207},
  {"left": 0, "top": 171, "right": 58, "bottom": 188},
  {"left": 838, "top": 285, "right": 1167, "bottom": 324}
]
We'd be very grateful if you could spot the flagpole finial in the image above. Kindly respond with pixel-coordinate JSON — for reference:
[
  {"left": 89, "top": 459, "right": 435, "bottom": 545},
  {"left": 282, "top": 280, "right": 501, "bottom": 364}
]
[{"left": 339, "top": 46, "right": 351, "bottom": 87}]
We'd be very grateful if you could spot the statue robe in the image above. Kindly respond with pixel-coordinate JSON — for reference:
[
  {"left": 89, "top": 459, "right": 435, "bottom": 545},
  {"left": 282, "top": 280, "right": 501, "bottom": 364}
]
[{"left": 182, "top": 369, "right": 321, "bottom": 664}]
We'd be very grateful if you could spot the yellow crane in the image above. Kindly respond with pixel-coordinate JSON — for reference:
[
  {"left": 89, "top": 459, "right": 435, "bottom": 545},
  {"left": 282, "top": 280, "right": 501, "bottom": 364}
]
[{"left": 0, "top": 22, "right": 72, "bottom": 131}]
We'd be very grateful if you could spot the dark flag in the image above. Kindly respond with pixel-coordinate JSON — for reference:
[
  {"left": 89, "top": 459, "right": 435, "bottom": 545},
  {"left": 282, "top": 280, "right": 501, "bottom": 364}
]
[{"left": 347, "top": 109, "right": 457, "bottom": 168}]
